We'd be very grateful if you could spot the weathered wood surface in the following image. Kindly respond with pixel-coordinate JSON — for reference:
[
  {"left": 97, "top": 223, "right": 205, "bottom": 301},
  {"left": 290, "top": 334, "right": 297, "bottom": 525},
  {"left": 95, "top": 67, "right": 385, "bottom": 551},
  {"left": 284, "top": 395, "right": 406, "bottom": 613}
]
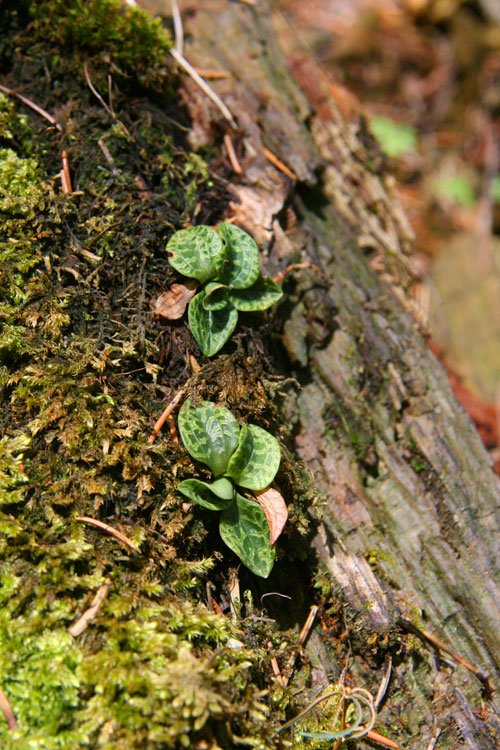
[{"left": 174, "top": 1, "right": 500, "bottom": 745}]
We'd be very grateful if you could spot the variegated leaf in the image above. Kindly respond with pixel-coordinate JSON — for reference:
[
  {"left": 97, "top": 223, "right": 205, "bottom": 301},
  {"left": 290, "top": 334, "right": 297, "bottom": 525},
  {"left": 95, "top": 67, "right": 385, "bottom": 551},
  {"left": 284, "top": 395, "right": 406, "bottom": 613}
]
[
  {"left": 177, "top": 477, "right": 235, "bottom": 510},
  {"left": 219, "top": 493, "right": 275, "bottom": 578},
  {"left": 188, "top": 292, "right": 238, "bottom": 357},
  {"left": 167, "top": 226, "right": 226, "bottom": 283},
  {"left": 226, "top": 424, "right": 280, "bottom": 490},
  {"left": 202, "top": 282, "right": 229, "bottom": 311},
  {"left": 229, "top": 276, "right": 283, "bottom": 311},
  {"left": 218, "top": 222, "right": 260, "bottom": 289},
  {"left": 178, "top": 400, "right": 240, "bottom": 476}
]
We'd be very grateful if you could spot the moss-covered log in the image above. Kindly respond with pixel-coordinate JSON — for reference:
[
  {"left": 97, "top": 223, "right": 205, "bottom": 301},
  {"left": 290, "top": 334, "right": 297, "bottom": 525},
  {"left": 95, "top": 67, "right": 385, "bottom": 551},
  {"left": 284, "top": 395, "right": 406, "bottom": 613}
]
[{"left": 1, "top": 1, "right": 499, "bottom": 749}]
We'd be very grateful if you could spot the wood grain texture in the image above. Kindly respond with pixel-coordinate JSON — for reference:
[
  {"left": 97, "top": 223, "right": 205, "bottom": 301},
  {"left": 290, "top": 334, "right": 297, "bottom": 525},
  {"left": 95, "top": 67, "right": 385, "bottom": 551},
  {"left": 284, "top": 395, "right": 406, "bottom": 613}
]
[{"left": 177, "top": 1, "right": 500, "bottom": 745}]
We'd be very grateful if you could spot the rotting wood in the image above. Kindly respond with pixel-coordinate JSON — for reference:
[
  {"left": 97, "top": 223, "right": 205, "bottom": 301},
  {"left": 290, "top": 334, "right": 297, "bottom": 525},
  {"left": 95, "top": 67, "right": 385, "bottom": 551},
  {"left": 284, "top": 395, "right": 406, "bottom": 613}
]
[{"left": 177, "top": 1, "right": 500, "bottom": 746}]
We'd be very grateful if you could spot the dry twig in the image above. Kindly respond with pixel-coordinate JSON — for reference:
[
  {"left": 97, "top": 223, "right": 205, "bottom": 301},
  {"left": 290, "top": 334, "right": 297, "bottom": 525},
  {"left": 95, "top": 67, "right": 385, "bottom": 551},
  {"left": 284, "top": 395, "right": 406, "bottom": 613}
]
[
  {"left": 268, "top": 641, "right": 285, "bottom": 686},
  {"left": 283, "top": 604, "right": 318, "bottom": 686},
  {"left": 76, "top": 516, "right": 140, "bottom": 553},
  {"left": 170, "top": 0, "right": 183, "bottom": 54},
  {"left": 399, "top": 618, "right": 494, "bottom": 696},
  {"left": 83, "top": 60, "right": 131, "bottom": 137},
  {"left": 0, "top": 686, "right": 18, "bottom": 732},
  {"left": 68, "top": 580, "right": 110, "bottom": 637},
  {"left": 194, "top": 69, "right": 231, "bottom": 80},
  {"left": 60, "top": 150, "right": 73, "bottom": 194},
  {"left": 0, "top": 83, "right": 62, "bottom": 131},
  {"left": 224, "top": 134, "right": 242, "bottom": 174},
  {"left": 149, "top": 385, "right": 188, "bottom": 441},
  {"left": 170, "top": 49, "right": 237, "bottom": 129},
  {"left": 263, "top": 147, "right": 297, "bottom": 180}
]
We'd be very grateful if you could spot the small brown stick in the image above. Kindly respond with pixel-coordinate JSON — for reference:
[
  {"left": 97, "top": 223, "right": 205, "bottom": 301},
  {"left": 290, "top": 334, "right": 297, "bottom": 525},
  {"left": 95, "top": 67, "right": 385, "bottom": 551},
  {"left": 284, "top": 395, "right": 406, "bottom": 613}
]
[
  {"left": 374, "top": 656, "right": 392, "bottom": 710},
  {"left": 399, "top": 618, "right": 494, "bottom": 696},
  {"left": 272, "top": 262, "right": 327, "bottom": 284},
  {"left": 282, "top": 605, "right": 318, "bottom": 686},
  {"left": 166, "top": 413, "right": 179, "bottom": 443},
  {"left": 83, "top": 59, "right": 113, "bottom": 118},
  {"left": 83, "top": 60, "right": 131, "bottom": 138},
  {"left": 268, "top": 641, "right": 285, "bottom": 687},
  {"left": 364, "top": 730, "right": 400, "bottom": 749},
  {"left": 0, "top": 685, "right": 18, "bottom": 731},
  {"left": 149, "top": 385, "right": 187, "bottom": 442},
  {"left": 61, "top": 150, "right": 73, "bottom": 194},
  {"left": 97, "top": 138, "right": 120, "bottom": 175},
  {"left": 68, "top": 580, "right": 110, "bottom": 637},
  {"left": 262, "top": 147, "right": 297, "bottom": 181},
  {"left": 426, "top": 727, "right": 442, "bottom": 750},
  {"left": 76, "top": 516, "right": 140, "bottom": 553},
  {"left": 228, "top": 567, "right": 241, "bottom": 621},
  {"left": 194, "top": 69, "right": 231, "bottom": 80},
  {"left": 0, "top": 83, "right": 62, "bottom": 131},
  {"left": 332, "top": 694, "right": 347, "bottom": 750},
  {"left": 107, "top": 75, "right": 116, "bottom": 118},
  {"left": 224, "top": 134, "right": 242, "bottom": 174},
  {"left": 170, "top": 0, "right": 183, "bottom": 54},
  {"left": 170, "top": 48, "right": 237, "bottom": 128}
]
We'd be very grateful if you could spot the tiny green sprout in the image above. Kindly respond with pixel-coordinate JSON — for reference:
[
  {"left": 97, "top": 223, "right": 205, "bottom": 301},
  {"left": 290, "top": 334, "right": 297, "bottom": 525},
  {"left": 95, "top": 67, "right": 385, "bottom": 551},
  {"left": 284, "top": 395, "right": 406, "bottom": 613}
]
[
  {"left": 166, "top": 223, "right": 283, "bottom": 356},
  {"left": 176, "top": 400, "right": 281, "bottom": 577}
]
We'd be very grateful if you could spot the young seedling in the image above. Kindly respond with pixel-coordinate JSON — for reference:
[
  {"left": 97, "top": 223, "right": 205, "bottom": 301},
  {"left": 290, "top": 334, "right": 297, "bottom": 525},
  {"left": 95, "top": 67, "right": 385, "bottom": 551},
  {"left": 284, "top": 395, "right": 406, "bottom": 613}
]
[
  {"left": 166, "top": 223, "right": 283, "bottom": 356},
  {"left": 176, "top": 400, "right": 283, "bottom": 577}
]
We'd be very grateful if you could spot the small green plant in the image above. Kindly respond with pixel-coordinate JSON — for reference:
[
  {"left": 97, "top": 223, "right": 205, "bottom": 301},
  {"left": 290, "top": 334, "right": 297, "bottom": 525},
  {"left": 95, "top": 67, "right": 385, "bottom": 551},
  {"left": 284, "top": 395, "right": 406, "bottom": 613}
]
[
  {"left": 176, "top": 400, "right": 281, "bottom": 577},
  {"left": 370, "top": 115, "right": 418, "bottom": 158},
  {"left": 166, "top": 223, "right": 283, "bottom": 356}
]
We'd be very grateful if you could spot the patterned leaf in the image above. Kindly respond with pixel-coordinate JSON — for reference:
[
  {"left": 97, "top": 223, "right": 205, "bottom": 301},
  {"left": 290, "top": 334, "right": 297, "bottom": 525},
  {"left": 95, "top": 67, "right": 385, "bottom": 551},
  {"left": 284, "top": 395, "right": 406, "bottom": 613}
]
[
  {"left": 229, "top": 276, "right": 283, "bottom": 311},
  {"left": 167, "top": 226, "right": 226, "bottom": 283},
  {"left": 202, "top": 282, "right": 229, "bottom": 311},
  {"left": 219, "top": 493, "right": 276, "bottom": 577},
  {"left": 177, "top": 478, "right": 235, "bottom": 510},
  {"left": 218, "top": 223, "right": 260, "bottom": 289},
  {"left": 188, "top": 292, "right": 238, "bottom": 357},
  {"left": 226, "top": 424, "right": 280, "bottom": 490},
  {"left": 178, "top": 400, "right": 240, "bottom": 476}
]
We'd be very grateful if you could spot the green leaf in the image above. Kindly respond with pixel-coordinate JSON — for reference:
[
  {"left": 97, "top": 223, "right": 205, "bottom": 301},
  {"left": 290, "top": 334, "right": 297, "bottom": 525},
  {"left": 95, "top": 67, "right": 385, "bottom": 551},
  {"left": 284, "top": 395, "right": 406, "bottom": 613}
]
[
  {"left": 177, "top": 478, "right": 235, "bottom": 510},
  {"left": 167, "top": 226, "right": 226, "bottom": 283},
  {"left": 219, "top": 493, "right": 276, "bottom": 577},
  {"left": 370, "top": 116, "right": 418, "bottom": 158},
  {"left": 434, "top": 175, "right": 476, "bottom": 207},
  {"left": 226, "top": 424, "right": 280, "bottom": 490},
  {"left": 218, "top": 222, "right": 260, "bottom": 289},
  {"left": 188, "top": 292, "right": 238, "bottom": 356},
  {"left": 229, "top": 276, "right": 283, "bottom": 311},
  {"left": 202, "top": 282, "right": 229, "bottom": 311},
  {"left": 178, "top": 399, "right": 240, "bottom": 476}
]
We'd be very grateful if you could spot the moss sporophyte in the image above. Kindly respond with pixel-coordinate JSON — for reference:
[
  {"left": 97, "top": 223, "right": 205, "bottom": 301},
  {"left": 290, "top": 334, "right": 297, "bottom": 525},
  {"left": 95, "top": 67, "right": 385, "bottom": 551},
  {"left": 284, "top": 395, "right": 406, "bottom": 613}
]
[
  {"left": 177, "top": 400, "right": 282, "bottom": 578},
  {"left": 166, "top": 223, "right": 283, "bottom": 356}
]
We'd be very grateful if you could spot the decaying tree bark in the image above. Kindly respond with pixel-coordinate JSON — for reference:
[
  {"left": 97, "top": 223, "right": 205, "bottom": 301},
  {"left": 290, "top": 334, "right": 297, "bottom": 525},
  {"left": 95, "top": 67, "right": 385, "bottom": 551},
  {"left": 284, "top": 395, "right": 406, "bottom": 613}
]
[{"left": 177, "top": 1, "right": 500, "bottom": 746}]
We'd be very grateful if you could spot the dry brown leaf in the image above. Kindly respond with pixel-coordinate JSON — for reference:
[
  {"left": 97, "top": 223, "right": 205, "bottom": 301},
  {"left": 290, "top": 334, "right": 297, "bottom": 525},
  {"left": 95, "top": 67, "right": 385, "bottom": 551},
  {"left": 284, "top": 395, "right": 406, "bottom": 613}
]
[
  {"left": 254, "top": 487, "right": 288, "bottom": 548},
  {"left": 154, "top": 280, "right": 198, "bottom": 319}
]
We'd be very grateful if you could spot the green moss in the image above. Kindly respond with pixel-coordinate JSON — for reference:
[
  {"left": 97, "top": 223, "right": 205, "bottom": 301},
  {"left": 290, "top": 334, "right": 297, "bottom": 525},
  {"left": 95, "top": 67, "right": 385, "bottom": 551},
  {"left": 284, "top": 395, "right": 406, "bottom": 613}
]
[
  {"left": 0, "top": 93, "right": 32, "bottom": 151},
  {"left": 29, "top": 0, "right": 171, "bottom": 85},
  {"left": 0, "top": 3, "right": 319, "bottom": 747}
]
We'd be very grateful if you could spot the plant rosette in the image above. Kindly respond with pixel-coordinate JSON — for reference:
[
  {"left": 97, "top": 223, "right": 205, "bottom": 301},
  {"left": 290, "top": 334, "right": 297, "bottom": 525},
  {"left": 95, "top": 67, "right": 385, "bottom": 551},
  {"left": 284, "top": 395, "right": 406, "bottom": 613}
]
[
  {"left": 166, "top": 223, "right": 283, "bottom": 356},
  {"left": 176, "top": 400, "right": 286, "bottom": 578}
]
